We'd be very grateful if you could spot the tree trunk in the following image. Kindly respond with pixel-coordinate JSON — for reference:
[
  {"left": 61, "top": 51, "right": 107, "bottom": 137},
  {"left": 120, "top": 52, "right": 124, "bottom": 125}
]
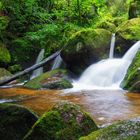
[{"left": 0, "top": 51, "right": 61, "bottom": 86}]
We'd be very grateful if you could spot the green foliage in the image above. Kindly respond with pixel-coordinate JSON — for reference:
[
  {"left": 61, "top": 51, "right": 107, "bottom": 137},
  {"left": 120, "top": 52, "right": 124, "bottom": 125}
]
[{"left": 0, "top": 42, "right": 11, "bottom": 64}]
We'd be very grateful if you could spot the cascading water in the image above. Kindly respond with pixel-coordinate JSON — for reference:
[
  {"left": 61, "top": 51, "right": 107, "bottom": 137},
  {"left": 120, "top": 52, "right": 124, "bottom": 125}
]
[
  {"left": 109, "top": 33, "right": 115, "bottom": 59},
  {"left": 73, "top": 41, "right": 140, "bottom": 90},
  {"left": 30, "top": 49, "right": 45, "bottom": 79},
  {"left": 51, "top": 55, "right": 62, "bottom": 70}
]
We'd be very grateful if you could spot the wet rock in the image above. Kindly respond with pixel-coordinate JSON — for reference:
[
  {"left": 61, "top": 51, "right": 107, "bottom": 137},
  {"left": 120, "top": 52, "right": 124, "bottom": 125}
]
[
  {"left": 0, "top": 103, "right": 38, "bottom": 140},
  {"left": 80, "top": 117, "right": 140, "bottom": 140},
  {"left": 24, "top": 102, "right": 98, "bottom": 140},
  {"left": 122, "top": 50, "right": 140, "bottom": 92},
  {"left": 24, "top": 69, "right": 73, "bottom": 89},
  {"left": 61, "top": 28, "right": 111, "bottom": 74},
  {"left": 115, "top": 18, "right": 140, "bottom": 57}
]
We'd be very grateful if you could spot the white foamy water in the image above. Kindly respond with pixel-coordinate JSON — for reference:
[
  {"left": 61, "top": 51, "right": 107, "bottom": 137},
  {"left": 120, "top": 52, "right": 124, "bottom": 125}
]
[
  {"left": 30, "top": 49, "right": 45, "bottom": 79},
  {"left": 51, "top": 55, "right": 62, "bottom": 70},
  {"left": 109, "top": 33, "right": 116, "bottom": 59},
  {"left": 72, "top": 41, "right": 140, "bottom": 90}
]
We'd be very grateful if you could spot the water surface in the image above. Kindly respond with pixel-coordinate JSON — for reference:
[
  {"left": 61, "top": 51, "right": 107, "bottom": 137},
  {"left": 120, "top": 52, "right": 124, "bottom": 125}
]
[{"left": 0, "top": 88, "right": 140, "bottom": 125}]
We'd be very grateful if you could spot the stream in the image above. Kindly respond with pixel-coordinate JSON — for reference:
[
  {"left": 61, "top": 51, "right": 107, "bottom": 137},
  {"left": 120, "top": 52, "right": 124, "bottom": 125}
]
[{"left": 0, "top": 88, "right": 140, "bottom": 126}]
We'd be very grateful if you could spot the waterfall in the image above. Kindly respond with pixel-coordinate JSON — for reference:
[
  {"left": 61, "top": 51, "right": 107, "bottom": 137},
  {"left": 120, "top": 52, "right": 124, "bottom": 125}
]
[
  {"left": 109, "top": 33, "right": 116, "bottom": 58},
  {"left": 51, "top": 55, "right": 62, "bottom": 70},
  {"left": 73, "top": 41, "right": 140, "bottom": 90},
  {"left": 30, "top": 49, "right": 45, "bottom": 79}
]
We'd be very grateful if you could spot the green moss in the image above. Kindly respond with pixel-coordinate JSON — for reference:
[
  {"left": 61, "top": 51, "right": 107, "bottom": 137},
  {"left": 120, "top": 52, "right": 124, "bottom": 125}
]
[
  {"left": 0, "top": 16, "right": 9, "bottom": 31},
  {"left": 24, "top": 102, "right": 98, "bottom": 140},
  {"left": 117, "top": 18, "right": 140, "bottom": 41},
  {"left": 8, "top": 64, "right": 22, "bottom": 74},
  {"left": 0, "top": 42, "right": 11, "bottom": 64},
  {"left": 61, "top": 28, "right": 111, "bottom": 74},
  {"left": 24, "top": 69, "right": 72, "bottom": 89},
  {"left": 42, "top": 78, "right": 73, "bottom": 89},
  {"left": 96, "top": 21, "right": 116, "bottom": 32},
  {"left": 122, "top": 50, "right": 140, "bottom": 92},
  {"left": 0, "top": 68, "right": 12, "bottom": 81},
  {"left": 0, "top": 103, "right": 38, "bottom": 140},
  {"left": 80, "top": 117, "right": 140, "bottom": 140}
]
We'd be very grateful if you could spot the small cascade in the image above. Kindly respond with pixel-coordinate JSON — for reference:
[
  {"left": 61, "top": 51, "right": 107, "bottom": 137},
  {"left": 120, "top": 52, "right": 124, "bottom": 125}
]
[
  {"left": 73, "top": 41, "right": 140, "bottom": 90},
  {"left": 109, "top": 33, "right": 116, "bottom": 59},
  {"left": 51, "top": 55, "right": 62, "bottom": 70},
  {"left": 30, "top": 49, "right": 45, "bottom": 79}
]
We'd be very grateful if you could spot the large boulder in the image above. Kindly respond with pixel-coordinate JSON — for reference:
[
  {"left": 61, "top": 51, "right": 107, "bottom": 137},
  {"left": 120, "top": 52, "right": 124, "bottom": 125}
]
[
  {"left": 24, "top": 102, "right": 98, "bottom": 140},
  {"left": 24, "top": 69, "right": 73, "bottom": 89},
  {"left": 61, "top": 29, "right": 111, "bottom": 74},
  {"left": 115, "top": 18, "right": 140, "bottom": 57},
  {"left": 0, "top": 103, "right": 38, "bottom": 140},
  {"left": 121, "top": 50, "right": 140, "bottom": 92},
  {"left": 80, "top": 117, "right": 140, "bottom": 140},
  {"left": 129, "top": 0, "right": 140, "bottom": 19}
]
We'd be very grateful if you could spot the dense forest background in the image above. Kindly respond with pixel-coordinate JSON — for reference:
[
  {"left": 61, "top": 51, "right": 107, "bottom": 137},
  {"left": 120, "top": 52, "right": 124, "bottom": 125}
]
[{"left": 0, "top": 0, "right": 139, "bottom": 73}]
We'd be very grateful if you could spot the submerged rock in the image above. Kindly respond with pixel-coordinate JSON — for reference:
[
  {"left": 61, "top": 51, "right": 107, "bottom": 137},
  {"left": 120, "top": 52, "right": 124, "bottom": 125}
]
[
  {"left": 61, "top": 28, "right": 111, "bottom": 74},
  {"left": 116, "top": 18, "right": 140, "bottom": 57},
  {"left": 24, "top": 102, "right": 98, "bottom": 140},
  {"left": 80, "top": 117, "right": 140, "bottom": 140},
  {"left": 0, "top": 103, "right": 38, "bottom": 140},
  {"left": 24, "top": 69, "right": 73, "bottom": 89},
  {"left": 122, "top": 50, "right": 140, "bottom": 92}
]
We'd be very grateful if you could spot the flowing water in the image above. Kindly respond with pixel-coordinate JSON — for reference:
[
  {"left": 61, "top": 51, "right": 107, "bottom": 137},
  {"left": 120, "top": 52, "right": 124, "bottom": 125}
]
[
  {"left": 109, "top": 33, "right": 115, "bottom": 59},
  {"left": 51, "top": 55, "right": 63, "bottom": 70},
  {"left": 72, "top": 41, "right": 140, "bottom": 90},
  {"left": 30, "top": 49, "right": 45, "bottom": 79}
]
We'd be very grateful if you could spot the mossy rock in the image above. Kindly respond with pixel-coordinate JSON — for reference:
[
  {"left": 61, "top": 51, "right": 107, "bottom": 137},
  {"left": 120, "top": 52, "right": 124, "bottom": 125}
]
[
  {"left": 24, "top": 69, "right": 73, "bottom": 89},
  {"left": 80, "top": 117, "right": 140, "bottom": 140},
  {"left": 121, "top": 50, "right": 140, "bottom": 92},
  {"left": 0, "top": 42, "right": 11, "bottom": 64},
  {"left": 96, "top": 21, "right": 116, "bottom": 33},
  {"left": 115, "top": 18, "right": 140, "bottom": 57},
  {"left": 8, "top": 64, "right": 22, "bottom": 74},
  {"left": 0, "top": 103, "right": 38, "bottom": 140},
  {"left": 24, "top": 102, "right": 98, "bottom": 140},
  {"left": 0, "top": 68, "right": 12, "bottom": 81},
  {"left": 61, "top": 28, "right": 111, "bottom": 74},
  {"left": 129, "top": 0, "right": 140, "bottom": 19}
]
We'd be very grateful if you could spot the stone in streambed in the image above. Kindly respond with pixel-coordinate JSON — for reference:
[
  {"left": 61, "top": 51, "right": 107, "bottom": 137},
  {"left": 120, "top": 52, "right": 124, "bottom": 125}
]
[
  {"left": 0, "top": 103, "right": 38, "bottom": 140},
  {"left": 24, "top": 69, "right": 73, "bottom": 90},
  {"left": 122, "top": 50, "right": 140, "bottom": 92},
  {"left": 80, "top": 117, "right": 140, "bottom": 140},
  {"left": 61, "top": 28, "right": 111, "bottom": 74},
  {"left": 24, "top": 102, "right": 98, "bottom": 140}
]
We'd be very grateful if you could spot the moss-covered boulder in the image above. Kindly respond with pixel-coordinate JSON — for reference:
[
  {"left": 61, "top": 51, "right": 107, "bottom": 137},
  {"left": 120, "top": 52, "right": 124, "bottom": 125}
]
[
  {"left": 0, "top": 68, "right": 12, "bottom": 81},
  {"left": 80, "top": 117, "right": 140, "bottom": 140},
  {"left": 116, "top": 18, "right": 140, "bottom": 57},
  {"left": 0, "top": 103, "right": 38, "bottom": 140},
  {"left": 121, "top": 50, "right": 140, "bottom": 92},
  {"left": 129, "top": 0, "right": 140, "bottom": 19},
  {"left": 96, "top": 21, "right": 116, "bottom": 33},
  {"left": 61, "top": 29, "right": 111, "bottom": 74},
  {"left": 24, "top": 102, "right": 98, "bottom": 140},
  {"left": 24, "top": 69, "right": 73, "bottom": 89},
  {"left": 0, "top": 42, "right": 11, "bottom": 64}
]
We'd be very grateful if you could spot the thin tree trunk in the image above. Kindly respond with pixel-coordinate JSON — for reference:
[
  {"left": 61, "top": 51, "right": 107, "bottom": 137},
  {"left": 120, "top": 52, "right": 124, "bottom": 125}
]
[{"left": 0, "top": 51, "right": 61, "bottom": 86}]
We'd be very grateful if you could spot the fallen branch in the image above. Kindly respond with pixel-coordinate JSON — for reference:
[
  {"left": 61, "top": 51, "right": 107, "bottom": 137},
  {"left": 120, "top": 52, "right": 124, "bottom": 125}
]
[{"left": 0, "top": 51, "right": 61, "bottom": 86}]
